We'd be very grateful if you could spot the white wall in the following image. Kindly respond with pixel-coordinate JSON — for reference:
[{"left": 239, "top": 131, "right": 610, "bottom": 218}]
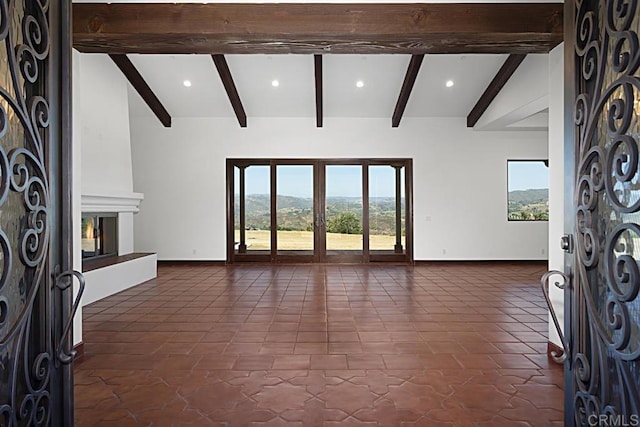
[
  {"left": 118, "top": 212, "right": 135, "bottom": 254},
  {"left": 72, "top": 50, "right": 83, "bottom": 346},
  {"left": 547, "top": 43, "right": 565, "bottom": 347},
  {"left": 79, "top": 54, "right": 134, "bottom": 195},
  {"left": 131, "top": 116, "right": 549, "bottom": 260},
  {"left": 77, "top": 53, "right": 137, "bottom": 256}
]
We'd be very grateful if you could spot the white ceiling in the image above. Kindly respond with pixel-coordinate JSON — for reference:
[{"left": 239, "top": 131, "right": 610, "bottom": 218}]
[
  {"left": 127, "top": 54, "right": 516, "bottom": 121},
  {"left": 80, "top": 0, "right": 558, "bottom": 127}
]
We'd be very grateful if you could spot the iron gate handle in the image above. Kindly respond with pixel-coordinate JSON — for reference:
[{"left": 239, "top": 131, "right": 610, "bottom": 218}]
[
  {"left": 540, "top": 270, "right": 570, "bottom": 364},
  {"left": 54, "top": 269, "right": 86, "bottom": 365}
]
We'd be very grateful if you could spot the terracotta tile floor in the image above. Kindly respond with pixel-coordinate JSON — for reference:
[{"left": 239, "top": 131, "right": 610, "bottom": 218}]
[{"left": 75, "top": 262, "right": 564, "bottom": 426}]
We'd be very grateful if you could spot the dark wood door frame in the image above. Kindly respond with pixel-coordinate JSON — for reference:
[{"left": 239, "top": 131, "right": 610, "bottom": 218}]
[{"left": 227, "top": 158, "right": 413, "bottom": 264}]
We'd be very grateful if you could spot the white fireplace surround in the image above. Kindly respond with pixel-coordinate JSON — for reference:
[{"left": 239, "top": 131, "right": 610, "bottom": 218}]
[
  {"left": 81, "top": 191, "right": 144, "bottom": 213},
  {"left": 81, "top": 191, "right": 144, "bottom": 256},
  {"left": 79, "top": 190, "right": 157, "bottom": 306}
]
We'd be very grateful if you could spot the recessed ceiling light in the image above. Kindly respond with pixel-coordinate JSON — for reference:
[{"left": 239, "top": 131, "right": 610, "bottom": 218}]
[
  {"left": 183, "top": 80, "right": 192, "bottom": 87},
  {"left": 445, "top": 80, "right": 454, "bottom": 88},
  {"left": 356, "top": 80, "right": 364, "bottom": 88},
  {"left": 272, "top": 80, "right": 280, "bottom": 87}
]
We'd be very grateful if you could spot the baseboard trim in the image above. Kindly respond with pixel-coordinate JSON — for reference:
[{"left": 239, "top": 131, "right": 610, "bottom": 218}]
[
  {"left": 158, "top": 260, "right": 227, "bottom": 266},
  {"left": 74, "top": 341, "right": 85, "bottom": 363},
  {"left": 414, "top": 260, "right": 548, "bottom": 266}
]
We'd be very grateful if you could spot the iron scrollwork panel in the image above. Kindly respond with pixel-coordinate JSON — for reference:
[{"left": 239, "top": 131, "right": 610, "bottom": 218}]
[
  {"left": 572, "top": 0, "right": 640, "bottom": 425},
  {"left": 0, "top": 0, "right": 74, "bottom": 425}
]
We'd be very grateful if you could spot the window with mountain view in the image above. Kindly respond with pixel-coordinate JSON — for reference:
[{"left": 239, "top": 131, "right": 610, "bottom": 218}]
[{"left": 507, "top": 160, "right": 549, "bottom": 221}]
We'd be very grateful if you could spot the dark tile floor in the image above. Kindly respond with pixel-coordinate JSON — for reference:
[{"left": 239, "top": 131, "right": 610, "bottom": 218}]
[{"left": 75, "top": 262, "right": 564, "bottom": 426}]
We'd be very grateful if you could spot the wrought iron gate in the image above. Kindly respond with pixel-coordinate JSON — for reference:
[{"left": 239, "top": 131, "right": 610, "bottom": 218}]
[
  {"left": 563, "top": 0, "right": 640, "bottom": 425},
  {"left": 0, "top": 0, "right": 80, "bottom": 425}
]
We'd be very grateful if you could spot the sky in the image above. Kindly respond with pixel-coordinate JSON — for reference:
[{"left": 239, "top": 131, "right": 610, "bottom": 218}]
[
  {"left": 236, "top": 161, "right": 547, "bottom": 197},
  {"left": 508, "top": 161, "right": 549, "bottom": 191},
  {"left": 238, "top": 165, "right": 401, "bottom": 198}
]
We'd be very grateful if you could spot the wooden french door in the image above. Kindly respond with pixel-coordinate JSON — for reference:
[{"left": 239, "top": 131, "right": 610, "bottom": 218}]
[{"left": 227, "top": 159, "right": 412, "bottom": 264}]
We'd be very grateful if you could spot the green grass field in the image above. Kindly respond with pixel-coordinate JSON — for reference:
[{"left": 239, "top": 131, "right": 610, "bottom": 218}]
[{"left": 235, "top": 230, "right": 405, "bottom": 250}]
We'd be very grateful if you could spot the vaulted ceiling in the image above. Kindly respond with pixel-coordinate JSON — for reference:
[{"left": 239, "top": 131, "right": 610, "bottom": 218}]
[{"left": 72, "top": 2, "right": 563, "bottom": 128}]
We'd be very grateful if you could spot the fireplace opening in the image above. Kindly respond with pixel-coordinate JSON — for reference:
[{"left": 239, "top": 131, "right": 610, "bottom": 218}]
[{"left": 82, "top": 213, "right": 117, "bottom": 260}]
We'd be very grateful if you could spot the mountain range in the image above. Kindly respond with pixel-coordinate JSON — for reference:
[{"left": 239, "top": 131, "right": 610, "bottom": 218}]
[{"left": 234, "top": 187, "right": 548, "bottom": 229}]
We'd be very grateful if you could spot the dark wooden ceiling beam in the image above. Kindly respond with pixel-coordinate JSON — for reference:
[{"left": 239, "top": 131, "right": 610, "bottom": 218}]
[
  {"left": 466, "top": 54, "right": 527, "bottom": 128},
  {"left": 212, "top": 54, "right": 247, "bottom": 128},
  {"left": 314, "top": 55, "right": 322, "bottom": 128},
  {"left": 74, "top": 3, "right": 563, "bottom": 55},
  {"left": 109, "top": 54, "right": 171, "bottom": 127},
  {"left": 392, "top": 54, "right": 424, "bottom": 128}
]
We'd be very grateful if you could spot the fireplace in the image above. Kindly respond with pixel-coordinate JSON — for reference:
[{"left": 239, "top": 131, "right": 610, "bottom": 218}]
[{"left": 81, "top": 213, "right": 118, "bottom": 260}]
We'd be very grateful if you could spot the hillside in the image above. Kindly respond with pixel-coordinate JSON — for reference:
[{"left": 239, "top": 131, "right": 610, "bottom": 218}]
[
  {"left": 508, "top": 188, "right": 548, "bottom": 204},
  {"left": 508, "top": 188, "right": 549, "bottom": 220},
  {"left": 235, "top": 194, "right": 404, "bottom": 234}
]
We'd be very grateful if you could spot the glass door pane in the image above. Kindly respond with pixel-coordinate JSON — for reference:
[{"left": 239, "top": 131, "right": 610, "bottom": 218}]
[
  {"left": 369, "top": 165, "right": 406, "bottom": 253},
  {"left": 325, "top": 165, "right": 363, "bottom": 256},
  {"left": 276, "top": 165, "right": 314, "bottom": 254},
  {"left": 234, "top": 165, "right": 271, "bottom": 255}
]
